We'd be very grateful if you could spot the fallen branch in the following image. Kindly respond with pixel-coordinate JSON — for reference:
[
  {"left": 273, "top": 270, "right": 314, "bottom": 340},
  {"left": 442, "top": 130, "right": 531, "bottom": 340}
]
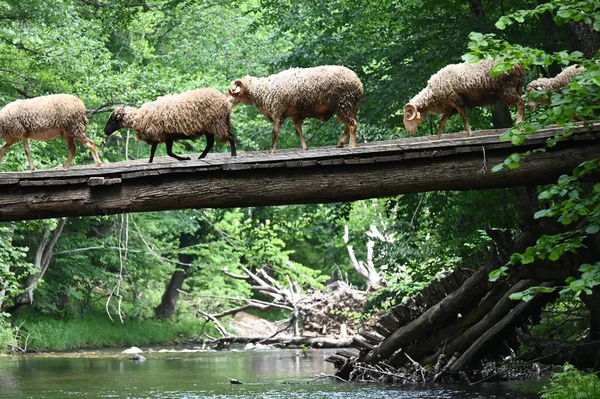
[{"left": 198, "top": 311, "right": 230, "bottom": 337}]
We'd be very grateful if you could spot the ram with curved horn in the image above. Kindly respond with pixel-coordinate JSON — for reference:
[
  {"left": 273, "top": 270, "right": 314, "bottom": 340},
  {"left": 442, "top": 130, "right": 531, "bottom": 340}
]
[{"left": 403, "top": 58, "right": 525, "bottom": 138}]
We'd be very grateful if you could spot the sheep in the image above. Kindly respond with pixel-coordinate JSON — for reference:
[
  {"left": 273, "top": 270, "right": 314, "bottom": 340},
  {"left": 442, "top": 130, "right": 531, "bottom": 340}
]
[
  {"left": 527, "top": 65, "right": 584, "bottom": 110},
  {"left": 0, "top": 94, "right": 102, "bottom": 171},
  {"left": 104, "top": 88, "right": 236, "bottom": 163},
  {"left": 227, "top": 65, "right": 363, "bottom": 154},
  {"left": 404, "top": 58, "right": 526, "bottom": 139}
]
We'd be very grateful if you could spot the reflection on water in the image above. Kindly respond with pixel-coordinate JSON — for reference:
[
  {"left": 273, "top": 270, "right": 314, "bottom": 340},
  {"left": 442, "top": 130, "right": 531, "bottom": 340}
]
[{"left": 0, "top": 349, "right": 542, "bottom": 399}]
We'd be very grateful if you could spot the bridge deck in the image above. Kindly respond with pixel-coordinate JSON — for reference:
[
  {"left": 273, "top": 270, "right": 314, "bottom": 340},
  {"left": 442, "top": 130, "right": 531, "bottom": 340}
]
[{"left": 1, "top": 124, "right": 599, "bottom": 221}]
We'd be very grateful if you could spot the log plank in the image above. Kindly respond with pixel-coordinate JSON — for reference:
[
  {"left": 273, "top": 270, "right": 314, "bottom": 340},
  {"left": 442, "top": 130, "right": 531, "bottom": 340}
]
[{"left": 0, "top": 124, "right": 598, "bottom": 221}]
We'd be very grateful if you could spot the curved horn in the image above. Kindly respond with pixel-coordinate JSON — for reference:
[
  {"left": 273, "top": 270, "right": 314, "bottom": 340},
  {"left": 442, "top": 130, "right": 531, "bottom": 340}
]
[{"left": 404, "top": 104, "right": 417, "bottom": 121}]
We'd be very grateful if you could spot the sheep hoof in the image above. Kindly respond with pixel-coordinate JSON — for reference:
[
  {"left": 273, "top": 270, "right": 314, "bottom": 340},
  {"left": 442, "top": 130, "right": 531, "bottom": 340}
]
[{"left": 336, "top": 143, "right": 344, "bottom": 148}]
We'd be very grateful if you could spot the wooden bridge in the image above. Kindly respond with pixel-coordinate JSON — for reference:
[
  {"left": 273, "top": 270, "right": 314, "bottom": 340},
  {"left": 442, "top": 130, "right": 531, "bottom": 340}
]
[{"left": 1, "top": 123, "right": 599, "bottom": 222}]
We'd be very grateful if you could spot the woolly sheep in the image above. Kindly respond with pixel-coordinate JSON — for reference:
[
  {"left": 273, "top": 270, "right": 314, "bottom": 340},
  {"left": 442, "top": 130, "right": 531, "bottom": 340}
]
[
  {"left": 227, "top": 65, "right": 363, "bottom": 153},
  {"left": 404, "top": 58, "right": 526, "bottom": 139},
  {"left": 104, "top": 88, "right": 236, "bottom": 163},
  {"left": 0, "top": 94, "right": 102, "bottom": 171},
  {"left": 527, "top": 65, "right": 584, "bottom": 110}
]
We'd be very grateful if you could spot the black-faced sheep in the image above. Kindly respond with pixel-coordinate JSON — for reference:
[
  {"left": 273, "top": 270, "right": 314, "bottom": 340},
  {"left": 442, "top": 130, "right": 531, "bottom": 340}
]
[
  {"left": 227, "top": 65, "right": 363, "bottom": 153},
  {"left": 527, "top": 65, "right": 584, "bottom": 110},
  {"left": 404, "top": 58, "right": 526, "bottom": 139},
  {"left": 104, "top": 88, "right": 236, "bottom": 163},
  {"left": 0, "top": 94, "right": 102, "bottom": 171}
]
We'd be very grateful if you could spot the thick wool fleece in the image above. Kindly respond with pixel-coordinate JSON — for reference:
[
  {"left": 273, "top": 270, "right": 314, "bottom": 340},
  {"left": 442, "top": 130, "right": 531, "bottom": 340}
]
[
  {"left": 237, "top": 65, "right": 363, "bottom": 124},
  {"left": 119, "top": 88, "right": 232, "bottom": 144},
  {"left": 0, "top": 94, "right": 88, "bottom": 142}
]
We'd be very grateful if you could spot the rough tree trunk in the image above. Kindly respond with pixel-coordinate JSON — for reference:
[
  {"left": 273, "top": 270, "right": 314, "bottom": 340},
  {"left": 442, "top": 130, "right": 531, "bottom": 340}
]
[
  {"left": 154, "top": 232, "right": 197, "bottom": 320},
  {"left": 6, "top": 218, "right": 68, "bottom": 314}
]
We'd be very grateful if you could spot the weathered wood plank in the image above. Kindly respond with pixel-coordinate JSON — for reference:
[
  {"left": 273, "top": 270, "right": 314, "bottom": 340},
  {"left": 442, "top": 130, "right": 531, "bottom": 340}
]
[{"left": 0, "top": 124, "right": 598, "bottom": 221}]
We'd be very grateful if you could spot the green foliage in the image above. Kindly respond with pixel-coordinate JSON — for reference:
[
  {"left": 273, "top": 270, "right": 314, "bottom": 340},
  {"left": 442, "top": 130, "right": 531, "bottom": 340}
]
[
  {"left": 509, "top": 285, "right": 556, "bottom": 302},
  {"left": 540, "top": 363, "right": 600, "bottom": 399},
  {"left": 13, "top": 310, "right": 212, "bottom": 351},
  {"left": 467, "top": 1, "right": 600, "bottom": 305},
  {"left": 363, "top": 190, "right": 519, "bottom": 310},
  {"left": 531, "top": 298, "right": 588, "bottom": 341},
  {"left": 495, "top": 1, "right": 600, "bottom": 32},
  {"left": 0, "top": 225, "right": 32, "bottom": 308},
  {"left": 0, "top": 315, "right": 18, "bottom": 352},
  {"left": 504, "top": 159, "right": 600, "bottom": 297},
  {"left": 1, "top": 0, "right": 597, "bottom": 352}
]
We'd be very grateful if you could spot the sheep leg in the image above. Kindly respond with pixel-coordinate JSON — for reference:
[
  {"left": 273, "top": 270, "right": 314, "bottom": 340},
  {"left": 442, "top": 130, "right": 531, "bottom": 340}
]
[
  {"left": 79, "top": 136, "right": 102, "bottom": 167},
  {"left": 227, "top": 131, "right": 237, "bottom": 157},
  {"left": 148, "top": 143, "right": 159, "bottom": 163},
  {"left": 0, "top": 138, "right": 19, "bottom": 165},
  {"left": 198, "top": 134, "right": 215, "bottom": 159},
  {"left": 165, "top": 138, "right": 191, "bottom": 161},
  {"left": 291, "top": 117, "right": 308, "bottom": 151},
  {"left": 337, "top": 117, "right": 358, "bottom": 148},
  {"left": 503, "top": 90, "right": 525, "bottom": 125},
  {"left": 337, "top": 127, "right": 349, "bottom": 148},
  {"left": 349, "top": 119, "right": 357, "bottom": 148},
  {"left": 515, "top": 99, "right": 525, "bottom": 124},
  {"left": 22, "top": 139, "right": 35, "bottom": 171},
  {"left": 455, "top": 108, "right": 473, "bottom": 137},
  {"left": 270, "top": 120, "right": 282, "bottom": 154},
  {"left": 436, "top": 115, "right": 450, "bottom": 139},
  {"left": 64, "top": 136, "right": 77, "bottom": 169}
]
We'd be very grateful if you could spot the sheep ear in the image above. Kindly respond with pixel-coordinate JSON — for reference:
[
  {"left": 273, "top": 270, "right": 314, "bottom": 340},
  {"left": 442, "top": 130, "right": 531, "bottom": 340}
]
[
  {"left": 232, "top": 85, "right": 241, "bottom": 94},
  {"left": 404, "top": 104, "right": 418, "bottom": 121}
]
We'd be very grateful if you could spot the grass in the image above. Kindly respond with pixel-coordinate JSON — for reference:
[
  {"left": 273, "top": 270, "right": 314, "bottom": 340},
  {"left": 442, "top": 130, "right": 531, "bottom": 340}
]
[{"left": 13, "top": 311, "right": 214, "bottom": 352}]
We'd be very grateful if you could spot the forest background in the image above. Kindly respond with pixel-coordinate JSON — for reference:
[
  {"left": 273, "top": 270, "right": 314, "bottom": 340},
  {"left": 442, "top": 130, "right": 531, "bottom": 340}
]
[{"left": 0, "top": 0, "right": 599, "bottom": 372}]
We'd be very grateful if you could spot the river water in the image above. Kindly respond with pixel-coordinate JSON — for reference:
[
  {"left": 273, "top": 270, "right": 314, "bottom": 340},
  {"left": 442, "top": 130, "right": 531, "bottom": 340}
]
[{"left": 0, "top": 348, "right": 543, "bottom": 399}]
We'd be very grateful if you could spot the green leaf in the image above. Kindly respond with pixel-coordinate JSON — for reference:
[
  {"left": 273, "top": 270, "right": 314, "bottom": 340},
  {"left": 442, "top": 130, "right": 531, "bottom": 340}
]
[
  {"left": 489, "top": 266, "right": 508, "bottom": 282},
  {"left": 586, "top": 224, "right": 600, "bottom": 234},
  {"left": 499, "top": 130, "right": 512, "bottom": 141},
  {"left": 511, "top": 134, "right": 524, "bottom": 146},
  {"left": 509, "top": 292, "right": 523, "bottom": 300},
  {"left": 492, "top": 163, "right": 504, "bottom": 173},
  {"left": 548, "top": 250, "right": 561, "bottom": 261},
  {"left": 521, "top": 254, "right": 535, "bottom": 264}
]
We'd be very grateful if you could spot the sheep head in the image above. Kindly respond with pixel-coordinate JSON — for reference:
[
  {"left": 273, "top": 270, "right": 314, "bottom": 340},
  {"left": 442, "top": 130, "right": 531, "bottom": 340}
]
[
  {"left": 403, "top": 103, "right": 422, "bottom": 135},
  {"left": 526, "top": 85, "right": 550, "bottom": 111},
  {"left": 226, "top": 78, "right": 250, "bottom": 106},
  {"left": 105, "top": 107, "right": 128, "bottom": 136}
]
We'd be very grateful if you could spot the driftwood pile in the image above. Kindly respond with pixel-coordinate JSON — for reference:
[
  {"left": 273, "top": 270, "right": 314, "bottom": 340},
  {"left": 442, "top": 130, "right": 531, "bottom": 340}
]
[{"left": 327, "top": 187, "right": 600, "bottom": 382}]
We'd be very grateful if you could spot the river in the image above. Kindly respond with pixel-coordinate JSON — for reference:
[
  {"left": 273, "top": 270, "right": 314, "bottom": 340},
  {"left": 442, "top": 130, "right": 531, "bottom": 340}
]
[{"left": 0, "top": 348, "right": 543, "bottom": 399}]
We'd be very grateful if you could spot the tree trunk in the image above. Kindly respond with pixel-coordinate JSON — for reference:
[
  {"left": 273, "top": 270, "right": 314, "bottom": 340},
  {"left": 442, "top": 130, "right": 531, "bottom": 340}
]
[
  {"left": 361, "top": 263, "right": 495, "bottom": 364},
  {"left": 154, "top": 232, "right": 197, "bottom": 320},
  {"left": 418, "top": 279, "right": 538, "bottom": 366},
  {"left": 492, "top": 101, "right": 513, "bottom": 130},
  {"left": 569, "top": 21, "right": 600, "bottom": 59},
  {"left": 448, "top": 282, "right": 555, "bottom": 372},
  {"left": 581, "top": 289, "right": 600, "bottom": 340},
  {"left": 6, "top": 218, "right": 68, "bottom": 313},
  {"left": 467, "top": 0, "right": 485, "bottom": 19}
]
